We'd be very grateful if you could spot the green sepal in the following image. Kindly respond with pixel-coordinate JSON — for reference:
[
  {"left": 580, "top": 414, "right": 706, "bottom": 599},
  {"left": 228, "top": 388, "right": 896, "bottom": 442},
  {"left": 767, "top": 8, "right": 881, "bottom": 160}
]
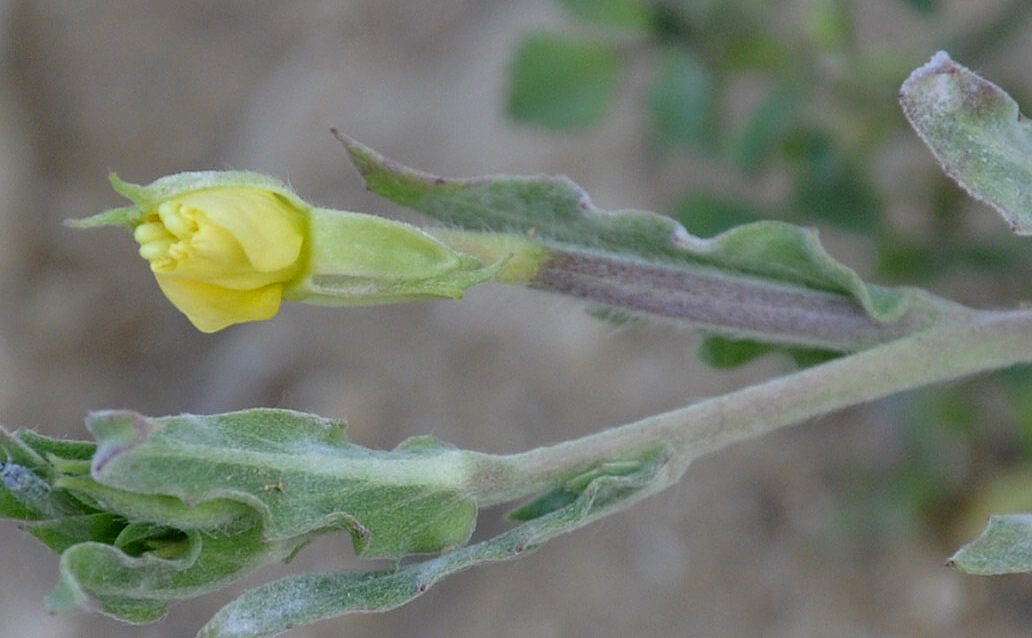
[
  {"left": 69, "top": 170, "right": 315, "bottom": 229},
  {"left": 288, "top": 207, "right": 502, "bottom": 306}
]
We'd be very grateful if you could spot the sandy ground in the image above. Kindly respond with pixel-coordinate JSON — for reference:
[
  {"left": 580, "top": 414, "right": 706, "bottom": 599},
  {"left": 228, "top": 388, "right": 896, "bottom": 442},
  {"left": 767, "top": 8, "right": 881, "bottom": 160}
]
[{"left": 1, "top": 1, "right": 1032, "bottom": 636}]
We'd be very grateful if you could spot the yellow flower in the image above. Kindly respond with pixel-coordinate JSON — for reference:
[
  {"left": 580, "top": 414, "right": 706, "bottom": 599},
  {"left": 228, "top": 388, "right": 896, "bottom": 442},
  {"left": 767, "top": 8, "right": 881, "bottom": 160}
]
[
  {"left": 75, "top": 170, "right": 508, "bottom": 333},
  {"left": 131, "top": 186, "right": 306, "bottom": 332}
]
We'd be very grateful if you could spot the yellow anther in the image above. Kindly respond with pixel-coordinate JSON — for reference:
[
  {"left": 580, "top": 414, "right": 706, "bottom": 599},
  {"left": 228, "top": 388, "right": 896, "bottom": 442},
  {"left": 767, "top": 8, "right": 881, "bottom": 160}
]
[
  {"left": 138, "top": 238, "right": 175, "bottom": 261},
  {"left": 133, "top": 221, "right": 172, "bottom": 244},
  {"left": 157, "top": 201, "right": 195, "bottom": 239}
]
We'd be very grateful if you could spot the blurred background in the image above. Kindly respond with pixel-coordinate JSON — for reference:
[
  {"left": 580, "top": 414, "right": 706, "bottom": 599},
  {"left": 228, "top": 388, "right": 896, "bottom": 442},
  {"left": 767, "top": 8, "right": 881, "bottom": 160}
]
[{"left": 2, "top": 1, "right": 1032, "bottom": 636}]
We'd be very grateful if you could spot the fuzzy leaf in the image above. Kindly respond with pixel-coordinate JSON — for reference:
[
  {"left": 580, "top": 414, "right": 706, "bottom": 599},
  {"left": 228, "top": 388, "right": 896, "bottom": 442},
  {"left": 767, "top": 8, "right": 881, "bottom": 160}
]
[
  {"left": 1, "top": 461, "right": 90, "bottom": 519},
  {"left": 338, "top": 134, "right": 909, "bottom": 321},
  {"left": 27, "top": 513, "right": 126, "bottom": 553},
  {"left": 199, "top": 453, "right": 666, "bottom": 638},
  {"left": 900, "top": 51, "right": 1032, "bottom": 235},
  {"left": 85, "top": 410, "right": 478, "bottom": 558},
  {"left": 16, "top": 430, "right": 96, "bottom": 461},
  {"left": 949, "top": 514, "right": 1032, "bottom": 575},
  {"left": 47, "top": 514, "right": 306, "bottom": 624}
]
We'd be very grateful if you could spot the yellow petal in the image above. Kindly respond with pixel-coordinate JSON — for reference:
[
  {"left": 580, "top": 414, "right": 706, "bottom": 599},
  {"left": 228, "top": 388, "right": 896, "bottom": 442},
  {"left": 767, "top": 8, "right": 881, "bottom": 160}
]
[
  {"left": 174, "top": 189, "right": 305, "bottom": 272},
  {"left": 154, "top": 273, "right": 284, "bottom": 332}
]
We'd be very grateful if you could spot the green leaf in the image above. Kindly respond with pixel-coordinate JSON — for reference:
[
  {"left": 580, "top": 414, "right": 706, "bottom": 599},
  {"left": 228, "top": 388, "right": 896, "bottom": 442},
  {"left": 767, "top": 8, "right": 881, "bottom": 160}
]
[
  {"left": 16, "top": 430, "right": 96, "bottom": 461},
  {"left": 696, "top": 336, "right": 776, "bottom": 368},
  {"left": 27, "top": 513, "right": 126, "bottom": 553},
  {"left": 47, "top": 513, "right": 306, "bottom": 624},
  {"left": 85, "top": 410, "right": 478, "bottom": 558},
  {"left": 1, "top": 461, "right": 87, "bottom": 519},
  {"left": 696, "top": 336, "right": 839, "bottom": 369},
  {"left": 338, "top": 134, "right": 910, "bottom": 322},
  {"left": 0, "top": 481, "right": 41, "bottom": 520},
  {"left": 649, "top": 49, "right": 716, "bottom": 150},
  {"left": 730, "top": 89, "right": 797, "bottom": 174},
  {"left": 56, "top": 476, "right": 252, "bottom": 530},
  {"left": 899, "top": 0, "right": 938, "bottom": 13},
  {"left": 507, "top": 32, "right": 622, "bottom": 129},
  {"left": 0, "top": 425, "right": 50, "bottom": 472},
  {"left": 784, "top": 130, "right": 883, "bottom": 233},
  {"left": 949, "top": 514, "right": 1032, "bottom": 575},
  {"left": 555, "top": 0, "right": 652, "bottom": 29},
  {"left": 673, "top": 193, "right": 767, "bottom": 237},
  {"left": 900, "top": 51, "right": 1032, "bottom": 235},
  {"left": 199, "top": 453, "right": 666, "bottom": 638}
]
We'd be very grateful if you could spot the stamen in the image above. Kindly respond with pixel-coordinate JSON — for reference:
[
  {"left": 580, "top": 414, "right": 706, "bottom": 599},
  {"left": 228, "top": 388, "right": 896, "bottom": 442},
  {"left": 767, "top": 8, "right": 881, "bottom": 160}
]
[
  {"left": 157, "top": 201, "right": 196, "bottom": 239},
  {"left": 138, "top": 238, "right": 175, "bottom": 261},
  {"left": 133, "top": 221, "right": 172, "bottom": 244}
]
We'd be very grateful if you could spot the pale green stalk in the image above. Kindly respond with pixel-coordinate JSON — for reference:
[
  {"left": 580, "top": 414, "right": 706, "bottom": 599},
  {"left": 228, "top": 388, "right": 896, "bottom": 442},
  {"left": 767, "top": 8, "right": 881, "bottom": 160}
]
[{"left": 469, "top": 306, "right": 1032, "bottom": 506}]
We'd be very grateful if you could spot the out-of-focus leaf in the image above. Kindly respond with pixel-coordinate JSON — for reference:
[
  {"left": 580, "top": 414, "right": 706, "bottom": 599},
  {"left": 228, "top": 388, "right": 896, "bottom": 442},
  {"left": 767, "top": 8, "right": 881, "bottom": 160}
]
[
  {"left": 508, "top": 32, "right": 622, "bottom": 129},
  {"left": 338, "top": 134, "right": 911, "bottom": 322},
  {"left": 85, "top": 410, "right": 478, "bottom": 559},
  {"left": 721, "top": 34, "right": 792, "bottom": 72},
  {"left": 555, "top": 0, "right": 652, "bottom": 29},
  {"left": 731, "top": 89, "right": 797, "bottom": 174},
  {"left": 199, "top": 452, "right": 667, "bottom": 638},
  {"left": 900, "top": 51, "right": 1032, "bottom": 235},
  {"left": 696, "top": 335, "right": 839, "bottom": 369},
  {"left": 805, "top": 0, "right": 850, "bottom": 50},
  {"left": 950, "top": 514, "right": 1032, "bottom": 575},
  {"left": 900, "top": 0, "right": 939, "bottom": 14},
  {"left": 649, "top": 49, "right": 716, "bottom": 150},
  {"left": 46, "top": 513, "right": 306, "bottom": 624},
  {"left": 673, "top": 193, "right": 767, "bottom": 237},
  {"left": 696, "top": 336, "right": 775, "bottom": 368},
  {"left": 785, "top": 130, "right": 883, "bottom": 233}
]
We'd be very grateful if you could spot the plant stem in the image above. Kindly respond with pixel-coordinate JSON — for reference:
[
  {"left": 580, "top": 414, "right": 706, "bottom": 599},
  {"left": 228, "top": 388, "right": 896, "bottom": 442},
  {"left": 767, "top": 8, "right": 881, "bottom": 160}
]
[
  {"left": 429, "top": 228, "right": 970, "bottom": 353},
  {"left": 531, "top": 246, "right": 966, "bottom": 351},
  {"left": 469, "top": 306, "right": 1032, "bottom": 506}
]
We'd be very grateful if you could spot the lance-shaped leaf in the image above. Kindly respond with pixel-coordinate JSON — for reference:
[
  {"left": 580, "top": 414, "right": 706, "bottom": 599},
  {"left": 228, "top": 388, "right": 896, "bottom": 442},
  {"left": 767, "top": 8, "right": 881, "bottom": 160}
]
[
  {"left": 949, "top": 514, "right": 1032, "bottom": 575},
  {"left": 86, "top": 410, "right": 478, "bottom": 558},
  {"left": 46, "top": 513, "right": 307, "bottom": 624},
  {"left": 901, "top": 51, "right": 1032, "bottom": 235},
  {"left": 336, "top": 133, "right": 910, "bottom": 323},
  {"left": 15, "top": 430, "right": 96, "bottom": 462},
  {"left": 199, "top": 451, "right": 666, "bottom": 638}
]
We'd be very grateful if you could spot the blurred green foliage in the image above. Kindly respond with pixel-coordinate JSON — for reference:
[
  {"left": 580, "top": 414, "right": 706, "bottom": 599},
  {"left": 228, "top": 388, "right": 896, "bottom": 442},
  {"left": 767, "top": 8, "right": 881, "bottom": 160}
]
[
  {"left": 508, "top": 33, "right": 622, "bottom": 128},
  {"left": 505, "top": 0, "right": 1032, "bottom": 535}
]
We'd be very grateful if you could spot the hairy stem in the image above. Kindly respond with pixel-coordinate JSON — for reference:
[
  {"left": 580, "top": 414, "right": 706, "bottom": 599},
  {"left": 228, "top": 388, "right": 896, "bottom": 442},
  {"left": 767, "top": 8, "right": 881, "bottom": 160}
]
[
  {"left": 428, "top": 228, "right": 970, "bottom": 352},
  {"left": 531, "top": 246, "right": 964, "bottom": 351},
  {"left": 468, "top": 306, "right": 1032, "bottom": 506}
]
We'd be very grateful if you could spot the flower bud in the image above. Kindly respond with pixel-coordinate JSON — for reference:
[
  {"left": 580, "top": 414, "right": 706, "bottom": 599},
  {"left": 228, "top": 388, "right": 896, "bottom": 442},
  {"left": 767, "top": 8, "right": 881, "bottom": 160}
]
[{"left": 74, "top": 171, "right": 501, "bottom": 332}]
